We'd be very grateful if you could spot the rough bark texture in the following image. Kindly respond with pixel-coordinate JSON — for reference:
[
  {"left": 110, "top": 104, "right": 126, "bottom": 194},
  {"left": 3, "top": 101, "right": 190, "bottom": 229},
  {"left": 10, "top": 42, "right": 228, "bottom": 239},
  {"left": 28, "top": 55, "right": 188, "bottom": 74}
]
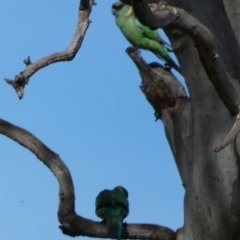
[
  {"left": 2, "top": 0, "right": 240, "bottom": 239},
  {"left": 223, "top": 0, "right": 240, "bottom": 46},
  {"left": 127, "top": 48, "right": 191, "bottom": 187},
  {"left": 126, "top": 0, "right": 240, "bottom": 239}
]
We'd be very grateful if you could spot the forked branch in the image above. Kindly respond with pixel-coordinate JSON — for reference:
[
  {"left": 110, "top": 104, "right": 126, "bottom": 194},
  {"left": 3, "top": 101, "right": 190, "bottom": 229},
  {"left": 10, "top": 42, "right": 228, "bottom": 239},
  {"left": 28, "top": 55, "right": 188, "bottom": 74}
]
[
  {"left": 4, "top": 0, "right": 95, "bottom": 99},
  {"left": 0, "top": 118, "right": 176, "bottom": 240}
]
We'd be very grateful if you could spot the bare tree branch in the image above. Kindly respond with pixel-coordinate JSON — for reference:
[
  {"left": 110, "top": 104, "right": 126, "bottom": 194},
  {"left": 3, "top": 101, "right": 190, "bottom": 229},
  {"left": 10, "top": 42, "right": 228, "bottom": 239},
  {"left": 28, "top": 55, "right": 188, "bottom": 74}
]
[
  {"left": 0, "top": 118, "right": 176, "bottom": 240},
  {"left": 214, "top": 112, "right": 240, "bottom": 152},
  {"left": 126, "top": 48, "right": 191, "bottom": 187},
  {"left": 4, "top": 0, "right": 95, "bottom": 99}
]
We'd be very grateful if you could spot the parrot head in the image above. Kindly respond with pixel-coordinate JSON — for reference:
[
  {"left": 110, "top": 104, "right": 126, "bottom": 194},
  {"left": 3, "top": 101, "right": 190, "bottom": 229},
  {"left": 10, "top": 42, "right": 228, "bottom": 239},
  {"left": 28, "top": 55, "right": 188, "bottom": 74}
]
[
  {"left": 111, "top": 2, "right": 125, "bottom": 17},
  {"left": 112, "top": 2, "right": 125, "bottom": 17},
  {"left": 112, "top": 2, "right": 133, "bottom": 18},
  {"left": 113, "top": 186, "right": 129, "bottom": 197}
]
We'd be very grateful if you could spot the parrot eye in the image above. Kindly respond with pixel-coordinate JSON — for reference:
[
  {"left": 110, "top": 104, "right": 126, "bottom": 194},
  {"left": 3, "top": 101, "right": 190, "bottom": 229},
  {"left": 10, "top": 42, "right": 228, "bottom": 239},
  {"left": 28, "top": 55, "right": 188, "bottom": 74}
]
[
  {"left": 112, "top": 3, "right": 124, "bottom": 10},
  {"left": 123, "top": 188, "right": 128, "bottom": 197}
]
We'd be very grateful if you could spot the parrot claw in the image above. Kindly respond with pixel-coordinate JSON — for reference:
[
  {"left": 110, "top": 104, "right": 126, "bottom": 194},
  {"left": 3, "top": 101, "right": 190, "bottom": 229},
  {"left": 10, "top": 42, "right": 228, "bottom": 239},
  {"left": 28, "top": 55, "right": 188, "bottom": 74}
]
[
  {"left": 165, "top": 46, "right": 173, "bottom": 52},
  {"left": 164, "top": 63, "right": 172, "bottom": 72},
  {"left": 131, "top": 46, "right": 139, "bottom": 51},
  {"left": 126, "top": 46, "right": 140, "bottom": 54}
]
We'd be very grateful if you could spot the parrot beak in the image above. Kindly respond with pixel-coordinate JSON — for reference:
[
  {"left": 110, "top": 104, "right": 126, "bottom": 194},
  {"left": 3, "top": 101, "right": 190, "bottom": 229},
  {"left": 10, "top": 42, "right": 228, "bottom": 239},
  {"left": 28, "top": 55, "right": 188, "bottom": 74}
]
[{"left": 111, "top": 7, "right": 116, "bottom": 16}]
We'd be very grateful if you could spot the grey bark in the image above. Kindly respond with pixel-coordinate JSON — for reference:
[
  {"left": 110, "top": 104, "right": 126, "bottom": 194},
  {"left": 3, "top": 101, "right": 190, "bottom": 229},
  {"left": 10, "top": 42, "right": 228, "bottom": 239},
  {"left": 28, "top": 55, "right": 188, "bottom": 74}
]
[
  {"left": 127, "top": 48, "right": 191, "bottom": 188},
  {"left": 125, "top": 0, "right": 240, "bottom": 239},
  {"left": 4, "top": 0, "right": 94, "bottom": 99},
  {"left": 223, "top": 0, "right": 240, "bottom": 46},
  {"left": 1, "top": 0, "right": 176, "bottom": 238},
  {"left": 0, "top": 118, "right": 175, "bottom": 240},
  {"left": 2, "top": 0, "right": 240, "bottom": 239}
]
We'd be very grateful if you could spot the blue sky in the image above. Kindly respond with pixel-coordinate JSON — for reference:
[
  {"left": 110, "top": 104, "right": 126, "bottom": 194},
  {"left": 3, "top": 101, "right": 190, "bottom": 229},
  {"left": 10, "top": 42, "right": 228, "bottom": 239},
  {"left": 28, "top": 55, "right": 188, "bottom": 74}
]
[{"left": 0, "top": 1, "right": 184, "bottom": 239}]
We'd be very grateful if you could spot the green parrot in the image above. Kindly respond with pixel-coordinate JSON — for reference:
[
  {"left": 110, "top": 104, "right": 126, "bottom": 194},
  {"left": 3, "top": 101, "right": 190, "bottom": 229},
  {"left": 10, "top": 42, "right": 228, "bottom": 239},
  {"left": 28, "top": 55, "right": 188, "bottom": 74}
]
[
  {"left": 111, "top": 1, "right": 181, "bottom": 73},
  {"left": 95, "top": 186, "right": 129, "bottom": 239}
]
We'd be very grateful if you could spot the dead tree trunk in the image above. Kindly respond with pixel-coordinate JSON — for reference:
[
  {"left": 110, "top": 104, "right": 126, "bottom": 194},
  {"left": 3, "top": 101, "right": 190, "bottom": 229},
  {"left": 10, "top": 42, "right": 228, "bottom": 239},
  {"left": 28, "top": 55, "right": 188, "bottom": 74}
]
[
  {"left": 123, "top": 0, "right": 240, "bottom": 239},
  {"left": 2, "top": 0, "right": 240, "bottom": 239}
]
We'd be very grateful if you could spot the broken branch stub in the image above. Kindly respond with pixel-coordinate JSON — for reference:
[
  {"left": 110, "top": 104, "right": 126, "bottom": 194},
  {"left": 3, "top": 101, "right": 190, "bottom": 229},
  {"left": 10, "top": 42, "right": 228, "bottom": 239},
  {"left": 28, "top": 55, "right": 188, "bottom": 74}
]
[
  {"left": 126, "top": 48, "right": 192, "bottom": 186},
  {"left": 126, "top": 47, "right": 187, "bottom": 118}
]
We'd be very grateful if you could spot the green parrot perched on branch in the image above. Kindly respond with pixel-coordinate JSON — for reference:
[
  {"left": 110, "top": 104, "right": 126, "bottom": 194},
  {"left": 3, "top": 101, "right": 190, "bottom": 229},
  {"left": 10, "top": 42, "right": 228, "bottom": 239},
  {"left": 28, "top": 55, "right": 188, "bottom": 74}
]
[
  {"left": 95, "top": 186, "right": 129, "bottom": 239},
  {"left": 111, "top": 1, "right": 181, "bottom": 74}
]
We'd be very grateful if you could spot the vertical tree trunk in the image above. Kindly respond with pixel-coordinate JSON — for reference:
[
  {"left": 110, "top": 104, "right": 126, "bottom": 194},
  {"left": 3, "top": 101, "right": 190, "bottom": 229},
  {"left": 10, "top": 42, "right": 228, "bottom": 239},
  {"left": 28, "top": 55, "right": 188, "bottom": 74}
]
[
  {"left": 164, "top": 1, "right": 240, "bottom": 239},
  {"left": 223, "top": 0, "right": 240, "bottom": 45},
  {"left": 165, "top": 1, "right": 240, "bottom": 238},
  {"left": 128, "top": 0, "right": 240, "bottom": 239}
]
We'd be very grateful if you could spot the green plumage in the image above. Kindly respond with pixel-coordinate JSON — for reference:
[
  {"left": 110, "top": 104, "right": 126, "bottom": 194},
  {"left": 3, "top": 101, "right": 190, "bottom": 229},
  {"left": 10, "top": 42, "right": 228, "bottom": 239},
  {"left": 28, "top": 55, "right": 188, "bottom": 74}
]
[
  {"left": 95, "top": 186, "right": 129, "bottom": 239},
  {"left": 112, "top": 2, "right": 181, "bottom": 73}
]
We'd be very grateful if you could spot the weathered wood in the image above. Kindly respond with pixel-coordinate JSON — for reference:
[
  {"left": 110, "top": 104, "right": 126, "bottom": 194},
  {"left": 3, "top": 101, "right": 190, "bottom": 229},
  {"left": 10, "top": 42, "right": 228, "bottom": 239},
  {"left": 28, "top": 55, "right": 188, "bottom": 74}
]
[
  {"left": 127, "top": 48, "right": 191, "bottom": 187},
  {"left": 223, "top": 0, "right": 240, "bottom": 46},
  {"left": 2, "top": 0, "right": 240, "bottom": 239},
  {"left": 0, "top": 118, "right": 175, "bottom": 240},
  {"left": 129, "top": 0, "right": 240, "bottom": 239},
  {"left": 4, "top": 0, "right": 94, "bottom": 99}
]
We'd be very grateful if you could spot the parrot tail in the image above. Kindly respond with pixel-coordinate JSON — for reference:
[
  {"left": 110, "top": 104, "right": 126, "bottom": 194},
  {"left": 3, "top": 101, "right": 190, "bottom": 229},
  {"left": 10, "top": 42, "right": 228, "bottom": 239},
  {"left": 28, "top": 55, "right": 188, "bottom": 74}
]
[
  {"left": 166, "top": 58, "right": 182, "bottom": 74},
  {"left": 156, "top": 54, "right": 182, "bottom": 74},
  {"left": 106, "top": 215, "right": 122, "bottom": 240}
]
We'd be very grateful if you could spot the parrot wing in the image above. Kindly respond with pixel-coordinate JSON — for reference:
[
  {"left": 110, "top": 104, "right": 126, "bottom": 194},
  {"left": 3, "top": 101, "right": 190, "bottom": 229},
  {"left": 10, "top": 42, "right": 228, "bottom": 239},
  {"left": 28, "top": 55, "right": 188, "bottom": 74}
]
[
  {"left": 134, "top": 17, "right": 172, "bottom": 51},
  {"left": 95, "top": 189, "right": 112, "bottom": 219},
  {"left": 95, "top": 187, "right": 129, "bottom": 220},
  {"left": 95, "top": 188, "right": 123, "bottom": 239},
  {"left": 112, "top": 186, "right": 129, "bottom": 219}
]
